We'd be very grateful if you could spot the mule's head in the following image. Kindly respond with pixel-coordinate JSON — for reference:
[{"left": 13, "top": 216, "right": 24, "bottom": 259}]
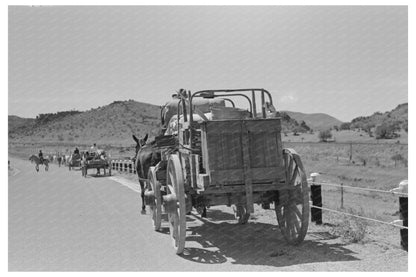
[{"left": 132, "top": 134, "right": 149, "bottom": 156}]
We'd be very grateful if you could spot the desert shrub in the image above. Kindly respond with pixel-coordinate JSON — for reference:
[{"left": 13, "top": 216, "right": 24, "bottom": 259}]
[
  {"left": 391, "top": 154, "right": 403, "bottom": 167},
  {"left": 375, "top": 122, "right": 400, "bottom": 139},
  {"left": 318, "top": 129, "right": 332, "bottom": 142},
  {"left": 340, "top": 122, "right": 351, "bottom": 130},
  {"left": 331, "top": 212, "right": 368, "bottom": 243},
  {"left": 300, "top": 121, "right": 311, "bottom": 131}
]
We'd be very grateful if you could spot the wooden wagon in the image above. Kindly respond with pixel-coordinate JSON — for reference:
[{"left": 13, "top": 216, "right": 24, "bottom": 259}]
[
  {"left": 68, "top": 153, "right": 82, "bottom": 171},
  {"left": 81, "top": 152, "right": 112, "bottom": 177},
  {"left": 144, "top": 89, "right": 309, "bottom": 254}
]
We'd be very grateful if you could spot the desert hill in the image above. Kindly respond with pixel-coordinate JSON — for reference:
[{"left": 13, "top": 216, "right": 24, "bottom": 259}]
[
  {"left": 282, "top": 111, "right": 343, "bottom": 131},
  {"left": 9, "top": 100, "right": 161, "bottom": 146},
  {"left": 349, "top": 103, "right": 408, "bottom": 132},
  {"left": 8, "top": 115, "right": 35, "bottom": 132}
]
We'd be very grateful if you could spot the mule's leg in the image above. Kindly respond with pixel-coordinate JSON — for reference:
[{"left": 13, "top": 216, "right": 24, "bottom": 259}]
[{"left": 139, "top": 180, "right": 146, "bottom": 214}]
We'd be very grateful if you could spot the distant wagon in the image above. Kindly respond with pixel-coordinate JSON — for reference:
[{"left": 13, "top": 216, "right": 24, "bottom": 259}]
[
  {"left": 81, "top": 150, "right": 112, "bottom": 177},
  {"left": 143, "top": 89, "right": 309, "bottom": 254},
  {"left": 68, "top": 152, "right": 84, "bottom": 171}
]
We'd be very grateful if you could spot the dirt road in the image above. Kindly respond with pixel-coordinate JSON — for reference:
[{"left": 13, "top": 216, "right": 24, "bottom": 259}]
[{"left": 8, "top": 157, "right": 407, "bottom": 271}]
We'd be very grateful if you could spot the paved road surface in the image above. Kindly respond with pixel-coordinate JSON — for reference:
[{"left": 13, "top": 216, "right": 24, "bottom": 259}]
[{"left": 8, "top": 157, "right": 408, "bottom": 271}]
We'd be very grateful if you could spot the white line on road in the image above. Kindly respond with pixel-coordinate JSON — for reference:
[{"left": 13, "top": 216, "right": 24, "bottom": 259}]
[{"left": 108, "top": 176, "right": 141, "bottom": 193}]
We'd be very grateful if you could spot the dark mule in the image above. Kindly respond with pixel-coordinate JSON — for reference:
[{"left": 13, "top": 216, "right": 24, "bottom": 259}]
[{"left": 133, "top": 134, "right": 161, "bottom": 214}]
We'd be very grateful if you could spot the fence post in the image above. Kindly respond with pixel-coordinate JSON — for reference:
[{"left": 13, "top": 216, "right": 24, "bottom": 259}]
[
  {"left": 399, "top": 195, "right": 408, "bottom": 251},
  {"left": 397, "top": 180, "right": 408, "bottom": 251},
  {"left": 340, "top": 183, "right": 344, "bottom": 209},
  {"left": 310, "top": 173, "right": 322, "bottom": 225},
  {"left": 390, "top": 180, "right": 408, "bottom": 251}
]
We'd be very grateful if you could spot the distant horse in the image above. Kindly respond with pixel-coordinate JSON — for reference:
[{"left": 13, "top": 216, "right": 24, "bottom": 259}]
[
  {"left": 133, "top": 134, "right": 161, "bottom": 214},
  {"left": 29, "top": 155, "right": 49, "bottom": 172}
]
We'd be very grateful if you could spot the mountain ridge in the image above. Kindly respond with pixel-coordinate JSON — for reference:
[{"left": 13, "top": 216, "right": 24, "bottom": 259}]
[{"left": 9, "top": 100, "right": 407, "bottom": 146}]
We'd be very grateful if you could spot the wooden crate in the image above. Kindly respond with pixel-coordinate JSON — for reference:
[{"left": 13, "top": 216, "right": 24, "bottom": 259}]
[{"left": 200, "top": 118, "right": 285, "bottom": 187}]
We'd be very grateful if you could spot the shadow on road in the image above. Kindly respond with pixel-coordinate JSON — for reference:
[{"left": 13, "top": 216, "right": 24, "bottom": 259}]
[{"left": 180, "top": 212, "right": 359, "bottom": 267}]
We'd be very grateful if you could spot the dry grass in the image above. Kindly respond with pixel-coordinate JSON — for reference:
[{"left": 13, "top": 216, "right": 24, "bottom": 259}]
[{"left": 328, "top": 211, "right": 368, "bottom": 243}]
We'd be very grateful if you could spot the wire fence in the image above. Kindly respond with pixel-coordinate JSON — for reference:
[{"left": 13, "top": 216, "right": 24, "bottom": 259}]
[
  {"left": 307, "top": 179, "right": 408, "bottom": 197},
  {"left": 308, "top": 175, "right": 408, "bottom": 234},
  {"left": 309, "top": 205, "right": 408, "bottom": 229}
]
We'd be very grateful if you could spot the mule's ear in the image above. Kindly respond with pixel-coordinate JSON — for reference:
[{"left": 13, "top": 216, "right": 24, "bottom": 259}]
[
  {"left": 143, "top": 133, "right": 148, "bottom": 143},
  {"left": 132, "top": 135, "right": 139, "bottom": 144}
]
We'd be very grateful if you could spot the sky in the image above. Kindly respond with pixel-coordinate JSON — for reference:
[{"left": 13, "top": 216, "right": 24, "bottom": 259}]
[{"left": 8, "top": 5, "right": 408, "bottom": 122}]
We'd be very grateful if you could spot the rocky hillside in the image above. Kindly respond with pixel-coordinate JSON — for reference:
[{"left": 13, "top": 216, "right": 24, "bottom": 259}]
[
  {"left": 9, "top": 100, "right": 161, "bottom": 146},
  {"left": 8, "top": 115, "right": 35, "bottom": 132},
  {"left": 349, "top": 103, "right": 408, "bottom": 132}
]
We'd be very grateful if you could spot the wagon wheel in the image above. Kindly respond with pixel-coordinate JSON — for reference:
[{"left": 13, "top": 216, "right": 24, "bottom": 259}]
[
  {"left": 148, "top": 167, "right": 162, "bottom": 231},
  {"left": 166, "top": 154, "right": 186, "bottom": 254},
  {"left": 275, "top": 148, "right": 309, "bottom": 245},
  {"left": 233, "top": 204, "right": 250, "bottom": 224}
]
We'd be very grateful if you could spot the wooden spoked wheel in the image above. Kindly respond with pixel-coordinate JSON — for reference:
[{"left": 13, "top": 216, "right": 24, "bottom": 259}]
[
  {"left": 233, "top": 204, "right": 250, "bottom": 224},
  {"left": 166, "top": 155, "right": 186, "bottom": 254},
  {"left": 148, "top": 167, "right": 162, "bottom": 231},
  {"left": 275, "top": 148, "right": 309, "bottom": 245}
]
